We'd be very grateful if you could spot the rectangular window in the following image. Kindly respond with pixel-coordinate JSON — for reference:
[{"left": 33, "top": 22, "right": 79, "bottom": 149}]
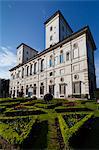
[
  {"left": 49, "top": 72, "right": 53, "bottom": 76},
  {"left": 60, "top": 54, "right": 64, "bottom": 63},
  {"left": 34, "top": 63, "right": 37, "bottom": 74},
  {"left": 41, "top": 59, "right": 44, "bottom": 72},
  {"left": 60, "top": 69, "right": 64, "bottom": 75},
  {"left": 73, "top": 64, "right": 79, "bottom": 71},
  {"left": 73, "top": 82, "right": 81, "bottom": 94},
  {"left": 55, "top": 56, "right": 58, "bottom": 65},
  {"left": 73, "top": 48, "right": 79, "bottom": 58},
  {"left": 30, "top": 64, "right": 32, "bottom": 75},
  {"left": 49, "top": 59, "right": 52, "bottom": 67},
  {"left": 22, "top": 68, "right": 24, "bottom": 78},
  {"left": 50, "top": 35, "right": 53, "bottom": 41},
  {"left": 66, "top": 52, "right": 70, "bottom": 61},
  {"left": 50, "top": 26, "right": 53, "bottom": 31},
  {"left": 49, "top": 85, "right": 54, "bottom": 95},
  {"left": 26, "top": 85, "right": 28, "bottom": 95},
  {"left": 40, "top": 83, "right": 44, "bottom": 95},
  {"left": 59, "top": 84, "right": 65, "bottom": 95},
  {"left": 33, "top": 84, "right": 36, "bottom": 95},
  {"left": 27, "top": 66, "right": 29, "bottom": 76}
]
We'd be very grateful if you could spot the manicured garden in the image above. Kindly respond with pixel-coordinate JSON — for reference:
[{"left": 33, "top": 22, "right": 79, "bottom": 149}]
[{"left": 0, "top": 97, "right": 99, "bottom": 149}]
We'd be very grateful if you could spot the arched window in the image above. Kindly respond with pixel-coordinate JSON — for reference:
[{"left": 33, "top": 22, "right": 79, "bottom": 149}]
[
  {"left": 60, "top": 50, "right": 64, "bottom": 63},
  {"left": 33, "top": 84, "right": 36, "bottom": 95},
  {"left": 66, "top": 52, "right": 70, "bottom": 61},
  {"left": 41, "top": 59, "right": 44, "bottom": 72},
  {"left": 27, "top": 66, "right": 29, "bottom": 76},
  {"left": 40, "top": 83, "right": 44, "bottom": 95},
  {"left": 34, "top": 62, "right": 37, "bottom": 74},
  {"left": 49, "top": 55, "right": 53, "bottom": 67},
  {"left": 30, "top": 64, "right": 32, "bottom": 75},
  {"left": 22, "top": 68, "right": 24, "bottom": 78}
]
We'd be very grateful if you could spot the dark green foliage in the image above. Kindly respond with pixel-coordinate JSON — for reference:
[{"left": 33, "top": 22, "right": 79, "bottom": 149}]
[
  {"left": 44, "top": 93, "right": 53, "bottom": 102},
  {"left": 0, "top": 98, "right": 99, "bottom": 149},
  {"left": 5, "top": 109, "right": 46, "bottom": 117},
  {"left": 55, "top": 107, "right": 92, "bottom": 113},
  {"left": 22, "top": 120, "right": 48, "bottom": 149}
]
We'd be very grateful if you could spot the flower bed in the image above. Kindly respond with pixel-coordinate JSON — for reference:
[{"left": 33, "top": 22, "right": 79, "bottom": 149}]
[
  {"left": 63, "top": 114, "right": 86, "bottom": 128},
  {"left": 0, "top": 116, "right": 38, "bottom": 144}
]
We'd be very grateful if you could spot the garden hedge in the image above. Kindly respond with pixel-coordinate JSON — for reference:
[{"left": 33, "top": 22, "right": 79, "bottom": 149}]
[{"left": 58, "top": 112, "right": 93, "bottom": 148}]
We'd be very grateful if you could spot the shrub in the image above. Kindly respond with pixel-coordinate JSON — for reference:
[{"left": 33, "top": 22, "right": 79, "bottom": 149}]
[
  {"left": 32, "top": 96, "right": 37, "bottom": 100},
  {"left": 58, "top": 113, "right": 93, "bottom": 148},
  {"left": 44, "top": 93, "right": 53, "bottom": 102},
  {"left": 55, "top": 107, "right": 92, "bottom": 113}
]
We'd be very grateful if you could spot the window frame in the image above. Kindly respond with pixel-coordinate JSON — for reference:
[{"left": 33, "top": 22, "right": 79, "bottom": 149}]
[{"left": 59, "top": 84, "right": 65, "bottom": 95}]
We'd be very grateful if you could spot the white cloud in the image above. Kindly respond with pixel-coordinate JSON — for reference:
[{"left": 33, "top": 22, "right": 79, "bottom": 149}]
[
  {"left": 0, "top": 46, "right": 17, "bottom": 79},
  {"left": 0, "top": 46, "right": 16, "bottom": 67}
]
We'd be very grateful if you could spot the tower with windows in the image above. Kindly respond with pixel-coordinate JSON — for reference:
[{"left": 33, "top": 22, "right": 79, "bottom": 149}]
[
  {"left": 44, "top": 10, "right": 73, "bottom": 49},
  {"left": 17, "top": 43, "right": 38, "bottom": 65}
]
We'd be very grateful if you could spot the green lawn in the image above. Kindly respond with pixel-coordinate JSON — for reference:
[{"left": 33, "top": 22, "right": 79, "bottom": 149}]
[{"left": 0, "top": 98, "right": 99, "bottom": 149}]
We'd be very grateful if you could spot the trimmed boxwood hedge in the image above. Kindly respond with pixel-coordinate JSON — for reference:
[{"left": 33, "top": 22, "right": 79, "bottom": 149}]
[
  {"left": 5, "top": 109, "right": 46, "bottom": 117},
  {"left": 0, "top": 116, "right": 38, "bottom": 144},
  {"left": 35, "top": 102, "right": 62, "bottom": 109},
  {"left": 58, "top": 112, "right": 93, "bottom": 148},
  {"left": 55, "top": 107, "right": 92, "bottom": 113}
]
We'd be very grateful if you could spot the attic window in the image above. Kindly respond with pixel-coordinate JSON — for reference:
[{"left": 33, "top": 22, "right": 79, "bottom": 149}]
[
  {"left": 73, "top": 43, "right": 78, "bottom": 49},
  {"left": 50, "top": 26, "right": 53, "bottom": 31}
]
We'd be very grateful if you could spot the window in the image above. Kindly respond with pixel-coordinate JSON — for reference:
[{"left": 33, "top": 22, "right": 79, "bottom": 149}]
[
  {"left": 49, "top": 85, "right": 54, "bottom": 95},
  {"left": 34, "top": 63, "right": 37, "bottom": 74},
  {"left": 26, "top": 85, "right": 28, "bottom": 95},
  {"left": 41, "top": 59, "right": 44, "bottom": 72},
  {"left": 26, "top": 66, "right": 29, "bottom": 76},
  {"left": 30, "top": 64, "right": 32, "bottom": 75},
  {"left": 11, "top": 73, "right": 13, "bottom": 80},
  {"left": 73, "top": 43, "right": 79, "bottom": 59},
  {"left": 73, "top": 48, "right": 79, "bottom": 58},
  {"left": 60, "top": 69, "right": 64, "bottom": 75},
  {"left": 66, "top": 52, "right": 70, "bottom": 61},
  {"left": 73, "top": 82, "right": 81, "bottom": 94},
  {"left": 50, "top": 26, "right": 53, "bottom": 31},
  {"left": 60, "top": 52, "right": 64, "bottom": 63},
  {"left": 55, "top": 56, "right": 58, "bottom": 65},
  {"left": 27, "top": 57, "right": 28, "bottom": 61},
  {"left": 33, "top": 84, "right": 36, "bottom": 95},
  {"left": 40, "top": 83, "right": 44, "bottom": 95},
  {"left": 27, "top": 51, "right": 28, "bottom": 54},
  {"left": 50, "top": 35, "right": 53, "bottom": 41},
  {"left": 73, "top": 65, "right": 79, "bottom": 71},
  {"left": 22, "top": 68, "right": 24, "bottom": 78},
  {"left": 59, "top": 84, "right": 65, "bottom": 95},
  {"left": 49, "top": 57, "right": 53, "bottom": 67},
  {"left": 49, "top": 72, "right": 53, "bottom": 76}
]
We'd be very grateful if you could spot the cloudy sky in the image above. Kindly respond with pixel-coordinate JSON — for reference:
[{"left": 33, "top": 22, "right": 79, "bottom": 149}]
[{"left": 1, "top": 0, "right": 99, "bottom": 87}]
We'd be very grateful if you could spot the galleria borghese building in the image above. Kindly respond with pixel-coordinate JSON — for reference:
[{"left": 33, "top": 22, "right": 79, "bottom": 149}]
[{"left": 9, "top": 10, "right": 96, "bottom": 99}]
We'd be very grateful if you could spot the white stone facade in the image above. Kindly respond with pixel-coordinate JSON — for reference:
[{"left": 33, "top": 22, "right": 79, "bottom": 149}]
[{"left": 9, "top": 10, "right": 96, "bottom": 99}]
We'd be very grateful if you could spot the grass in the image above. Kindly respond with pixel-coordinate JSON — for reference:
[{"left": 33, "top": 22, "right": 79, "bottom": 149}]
[{"left": 0, "top": 98, "right": 99, "bottom": 149}]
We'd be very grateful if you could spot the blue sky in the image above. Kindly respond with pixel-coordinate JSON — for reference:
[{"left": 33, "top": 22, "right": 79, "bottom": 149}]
[{"left": 0, "top": 0, "right": 99, "bottom": 87}]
